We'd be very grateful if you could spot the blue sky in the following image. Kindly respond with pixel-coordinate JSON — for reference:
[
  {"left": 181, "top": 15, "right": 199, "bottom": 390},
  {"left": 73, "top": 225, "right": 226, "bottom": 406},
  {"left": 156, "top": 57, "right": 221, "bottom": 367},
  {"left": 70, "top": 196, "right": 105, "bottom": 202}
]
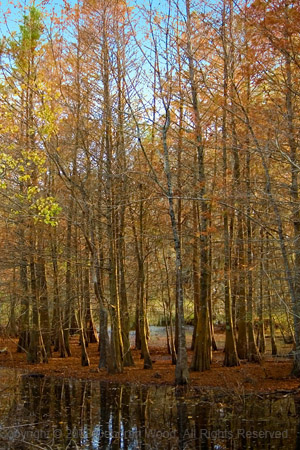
[
  {"left": 0, "top": 0, "right": 69, "bottom": 35},
  {"left": 0, "top": 0, "right": 177, "bottom": 37}
]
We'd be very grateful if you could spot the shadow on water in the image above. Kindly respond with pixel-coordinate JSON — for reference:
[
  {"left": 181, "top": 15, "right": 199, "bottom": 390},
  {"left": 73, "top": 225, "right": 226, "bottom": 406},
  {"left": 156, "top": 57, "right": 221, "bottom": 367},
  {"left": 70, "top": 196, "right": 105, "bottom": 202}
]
[{"left": 0, "top": 369, "right": 298, "bottom": 449}]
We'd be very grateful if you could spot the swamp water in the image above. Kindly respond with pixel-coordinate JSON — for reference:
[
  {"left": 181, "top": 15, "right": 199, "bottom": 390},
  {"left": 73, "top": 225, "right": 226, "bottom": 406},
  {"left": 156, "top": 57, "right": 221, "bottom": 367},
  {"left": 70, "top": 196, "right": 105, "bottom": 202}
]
[{"left": 0, "top": 368, "right": 299, "bottom": 449}]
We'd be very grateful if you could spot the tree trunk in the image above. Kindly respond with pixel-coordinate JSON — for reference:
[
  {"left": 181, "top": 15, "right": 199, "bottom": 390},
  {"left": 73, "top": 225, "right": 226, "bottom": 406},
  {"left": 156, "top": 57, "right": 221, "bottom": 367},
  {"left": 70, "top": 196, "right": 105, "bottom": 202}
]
[
  {"left": 246, "top": 149, "right": 261, "bottom": 363},
  {"left": 186, "top": 0, "right": 211, "bottom": 372},
  {"left": 103, "top": 14, "right": 123, "bottom": 374},
  {"left": 222, "top": 0, "right": 239, "bottom": 367},
  {"left": 131, "top": 197, "right": 152, "bottom": 369},
  {"left": 266, "top": 233, "right": 277, "bottom": 355},
  {"left": 36, "top": 233, "right": 51, "bottom": 360},
  {"left": 162, "top": 109, "right": 189, "bottom": 384},
  {"left": 17, "top": 229, "right": 30, "bottom": 353},
  {"left": 257, "top": 228, "right": 266, "bottom": 354},
  {"left": 91, "top": 224, "right": 109, "bottom": 370},
  {"left": 236, "top": 216, "right": 248, "bottom": 359},
  {"left": 79, "top": 303, "right": 90, "bottom": 367},
  {"left": 191, "top": 199, "right": 200, "bottom": 352},
  {"left": 63, "top": 197, "right": 73, "bottom": 357},
  {"left": 28, "top": 226, "right": 42, "bottom": 364},
  {"left": 115, "top": 29, "right": 134, "bottom": 367},
  {"left": 162, "top": 249, "right": 177, "bottom": 364}
]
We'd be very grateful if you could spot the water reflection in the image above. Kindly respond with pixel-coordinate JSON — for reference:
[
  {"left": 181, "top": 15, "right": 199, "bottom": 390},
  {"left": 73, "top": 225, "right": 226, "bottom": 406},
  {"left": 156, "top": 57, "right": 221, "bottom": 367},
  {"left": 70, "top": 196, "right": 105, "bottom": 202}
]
[{"left": 0, "top": 369, "right": 298, "bottom": 449}]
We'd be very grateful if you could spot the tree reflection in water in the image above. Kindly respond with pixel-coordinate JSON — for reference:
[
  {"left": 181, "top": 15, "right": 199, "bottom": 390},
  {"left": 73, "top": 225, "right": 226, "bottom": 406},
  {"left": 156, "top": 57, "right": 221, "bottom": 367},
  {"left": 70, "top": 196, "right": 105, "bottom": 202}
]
[{"left": 0, "top": 371, "right": 298, "bottom": 449}]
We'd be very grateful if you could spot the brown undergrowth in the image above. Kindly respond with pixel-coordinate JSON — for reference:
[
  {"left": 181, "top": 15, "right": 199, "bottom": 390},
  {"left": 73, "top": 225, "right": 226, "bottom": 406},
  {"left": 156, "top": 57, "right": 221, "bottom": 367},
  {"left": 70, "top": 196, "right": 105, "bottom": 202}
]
[{"left": 0, "top": 334, "right": 299, "bottom": 394}]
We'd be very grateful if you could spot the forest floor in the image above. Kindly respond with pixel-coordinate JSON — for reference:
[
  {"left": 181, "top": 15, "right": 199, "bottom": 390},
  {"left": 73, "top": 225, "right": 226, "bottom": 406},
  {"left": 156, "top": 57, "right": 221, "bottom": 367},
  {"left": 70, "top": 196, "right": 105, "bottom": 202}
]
[{"left": 0, "top": 327, "right": 299, "bottom": 394}]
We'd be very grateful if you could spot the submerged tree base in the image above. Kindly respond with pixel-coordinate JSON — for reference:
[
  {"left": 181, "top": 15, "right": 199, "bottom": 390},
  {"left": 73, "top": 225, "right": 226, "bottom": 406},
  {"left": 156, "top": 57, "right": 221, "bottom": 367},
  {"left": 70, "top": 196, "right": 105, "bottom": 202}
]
[{"left": 175, "top": 365, "right": 190, "bottom": 385}]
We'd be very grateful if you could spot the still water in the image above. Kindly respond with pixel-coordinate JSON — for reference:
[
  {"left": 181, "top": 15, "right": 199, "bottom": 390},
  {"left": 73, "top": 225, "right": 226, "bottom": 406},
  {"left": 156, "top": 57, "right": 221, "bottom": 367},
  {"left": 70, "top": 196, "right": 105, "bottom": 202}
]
[{"left": 0, "top": 368, "right": 299, "bottom": 449}]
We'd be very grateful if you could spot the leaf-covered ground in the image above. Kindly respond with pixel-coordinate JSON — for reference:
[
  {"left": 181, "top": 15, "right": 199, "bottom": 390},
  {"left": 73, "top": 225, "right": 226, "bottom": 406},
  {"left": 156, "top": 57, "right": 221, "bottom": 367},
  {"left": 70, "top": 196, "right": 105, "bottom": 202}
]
[{"left": 0, "top": 330, "right": 298, "bottom": 394}]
